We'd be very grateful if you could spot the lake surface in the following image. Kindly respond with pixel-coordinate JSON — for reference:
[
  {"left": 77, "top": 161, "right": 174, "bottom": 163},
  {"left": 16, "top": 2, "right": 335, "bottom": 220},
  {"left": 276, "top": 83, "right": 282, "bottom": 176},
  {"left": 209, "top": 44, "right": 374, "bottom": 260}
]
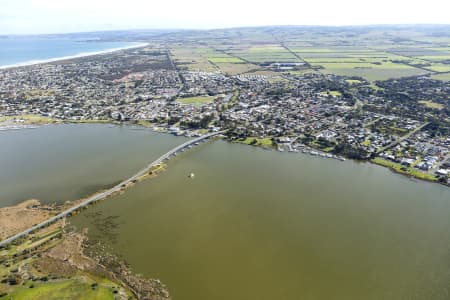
[
  {"left": 0, "top": 124, "right": 186, "bottom": 206},
  {"left": 1, "top": 124, "right": 449, "bottom": 299},
  {"left": 68, "top": 134, "right": 449, "bottom": 300},
  {"left": 0, "top": 36, "right": 139, "bottom": 68}
]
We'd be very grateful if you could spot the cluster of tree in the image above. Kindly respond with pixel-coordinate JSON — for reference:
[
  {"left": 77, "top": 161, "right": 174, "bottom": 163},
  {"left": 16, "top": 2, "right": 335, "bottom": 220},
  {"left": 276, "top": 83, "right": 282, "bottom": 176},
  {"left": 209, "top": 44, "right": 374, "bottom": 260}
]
[
  {"left": 316, "top": 137, "right": 335, "bottom": 148},
  {"left": 334, "top": 141, "right": 370, "bottom": 160},
  {"left": 265, "top": 87, "right": 291, "bottom": 96},
  {"left": 425, "top": 120, "right": 450, "bottom": 137},
  {"left": 167, "top": 116, "right": 181, "bottom": 125},
  {"left": 180, "top": 114, "right": 214, "bottom": 129}
]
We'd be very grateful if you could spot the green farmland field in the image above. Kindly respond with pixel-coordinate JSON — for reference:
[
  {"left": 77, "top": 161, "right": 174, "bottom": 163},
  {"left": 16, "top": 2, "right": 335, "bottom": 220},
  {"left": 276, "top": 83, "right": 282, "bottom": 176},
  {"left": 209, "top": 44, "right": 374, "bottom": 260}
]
[
  {"left": 208, "top": 57, "right": 244, "bottom": 63},
  {"left": 311, "top": 62, "right": 429, "bottom": 81},
  {"left": 431, "top": 73, "right": 450, "bottom": 82},
  {"left": 424, "top": 63, "right": 450, "bottom": 72}
]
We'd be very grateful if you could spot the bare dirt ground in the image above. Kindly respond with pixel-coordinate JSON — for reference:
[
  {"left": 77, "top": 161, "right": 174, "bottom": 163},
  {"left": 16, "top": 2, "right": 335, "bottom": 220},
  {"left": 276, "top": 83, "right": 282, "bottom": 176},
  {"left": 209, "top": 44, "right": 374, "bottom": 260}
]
[
  {"left": 44, "top": 230, "right": 96, "bottom": 272},
  {"left": 0, "top": 199, "right": 54, "bottom": 240}
]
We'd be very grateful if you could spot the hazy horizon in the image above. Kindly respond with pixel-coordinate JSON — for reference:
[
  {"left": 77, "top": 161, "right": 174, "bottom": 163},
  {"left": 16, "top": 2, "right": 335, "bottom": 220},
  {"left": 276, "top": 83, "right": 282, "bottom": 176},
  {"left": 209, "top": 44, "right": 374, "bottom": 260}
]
[
  {"left": 1, "top": 0, "right": 449, "bottom": 35},
  {"left": 2, "top": 23, "right": 450, "bottom": 37}
]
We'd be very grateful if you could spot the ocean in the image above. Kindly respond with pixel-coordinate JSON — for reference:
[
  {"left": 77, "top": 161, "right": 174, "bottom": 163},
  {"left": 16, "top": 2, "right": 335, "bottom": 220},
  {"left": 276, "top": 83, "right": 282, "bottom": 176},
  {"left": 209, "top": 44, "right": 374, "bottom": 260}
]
[{"left": 0, "top": 36, "right": 142, "bottom": 68}]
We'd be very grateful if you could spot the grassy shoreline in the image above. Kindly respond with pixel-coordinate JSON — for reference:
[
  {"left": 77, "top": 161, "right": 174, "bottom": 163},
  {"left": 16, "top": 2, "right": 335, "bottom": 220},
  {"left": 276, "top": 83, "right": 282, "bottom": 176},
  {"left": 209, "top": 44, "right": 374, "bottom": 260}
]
[
  {"left": 0, "top": 161, "right": 170, "bottom": 299},
  {"left": 233, "top": 136, "right": 275, "bottom": 148},
  {"left": 1, "top": 115, "right": 446, "bottom": 187},
  {"left": 231, "top": 135, "right": 445, "bottom": 185},
  {"left": 371, "top": 157, "right": 438, "bottom": 182},
  {"left": 0, "top": 114, "right": 115, "bottom": 126}
]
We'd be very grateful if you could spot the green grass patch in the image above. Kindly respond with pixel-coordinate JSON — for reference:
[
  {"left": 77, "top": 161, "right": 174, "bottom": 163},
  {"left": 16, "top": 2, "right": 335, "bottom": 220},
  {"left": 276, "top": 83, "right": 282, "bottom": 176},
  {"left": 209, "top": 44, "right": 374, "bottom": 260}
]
[
  {"left": 311, "top": 61, "right": 429, "bottom": 81},
  {"left": 21, "top": 89, "right": 55, "bottom": 100},
  {"left": 329, "top": 91, "right": 342, "bottom": 97},
  {"left": 239, "top": 137, "right": 274, "bottom": 147},
  {"left": 215, "top": 62, "right": 259, "bottom": 75},
  {"left": 70, "top": 119, "right": 111, "bottom": 124},
  {"left": 171, "top": 47, "right": 218, "bottom": 72},
  {"left": 198, "top": 129, "right": 209, "bottom": 134},
  {"left": 247, "top": 45, "right": 289, "bottom": 52},
  {"left": 431, "top": 73, "right": 450, "bottom": 82},
  {"left": 20, "top": 231, "right": 62, "bottom": 252},
  {"left": 0, "top": 279, "right": 115, "bottom": 300},
  {"left": 293, "top": 48, "right": 335, "bottom": 53},
  {"left": 418, "top": 100, "right": 444, "bottom": 110},
  {"left": 369, "top": 84, "right": 384, "bottom": 91},
  {"left": 135, "top": 120, "right": 154, "bottom": 127},
  {"left": 320, "top": 91, "right": 342, "bottom": 97},
  {"left": 177, "top": 96, "right": 215, "bottom": 104},
  {"left": 229, "top": 46, "right": 300, "bottom": 63},
  {"left": 372, "top": 158, "right": 437, "bottom": 181},
  {"left": 230, "top": 90, "right": 240, "bottom": 104},
  {"left": 0, "top": 114, "right": 57, "bottom": 124},
  {"left": 424, "top": 47, "right": 450, "bottom": 52},
  {"left": 423, "top": 63, "right": 450, "bottom": 72},
  {"left": 208, "top": 57, "right": 243, "bottom": 63},
  {"left": 417, "top": 55, "right": 450, "bottom": 61},
  {"left": 389, "top": 127, "right": 408, "bottom": 134},
  {"left": 346, "top": 79, "right": 362, "bottom": 84}
]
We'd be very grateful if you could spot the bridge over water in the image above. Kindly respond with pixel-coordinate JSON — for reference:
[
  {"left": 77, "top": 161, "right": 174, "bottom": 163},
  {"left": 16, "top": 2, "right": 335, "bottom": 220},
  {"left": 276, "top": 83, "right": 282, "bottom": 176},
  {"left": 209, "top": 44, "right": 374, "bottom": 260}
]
[{"left": 0, "top": 131, "right": 226, "bottom": 247}]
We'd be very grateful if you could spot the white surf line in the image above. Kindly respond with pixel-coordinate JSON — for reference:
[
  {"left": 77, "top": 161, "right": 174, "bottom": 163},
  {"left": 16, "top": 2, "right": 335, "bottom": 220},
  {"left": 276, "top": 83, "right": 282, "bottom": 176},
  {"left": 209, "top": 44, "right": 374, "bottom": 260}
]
[{"left": 0, "top": 42, "right": 149, "bottom": 70}]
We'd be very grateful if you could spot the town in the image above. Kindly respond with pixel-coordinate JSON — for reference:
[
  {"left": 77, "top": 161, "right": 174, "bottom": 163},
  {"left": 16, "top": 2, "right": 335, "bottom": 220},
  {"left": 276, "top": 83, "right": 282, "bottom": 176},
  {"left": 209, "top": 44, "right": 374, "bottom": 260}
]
[{"left": 0, "top": 34, "right": 449, "bottom": 186}]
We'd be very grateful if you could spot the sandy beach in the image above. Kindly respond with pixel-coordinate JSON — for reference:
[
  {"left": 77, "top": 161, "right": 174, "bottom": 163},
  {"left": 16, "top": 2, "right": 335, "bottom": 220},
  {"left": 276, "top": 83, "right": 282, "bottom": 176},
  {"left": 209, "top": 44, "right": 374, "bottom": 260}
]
[{"left": 0, "top": 42, "right": 148, "bottom": 70}]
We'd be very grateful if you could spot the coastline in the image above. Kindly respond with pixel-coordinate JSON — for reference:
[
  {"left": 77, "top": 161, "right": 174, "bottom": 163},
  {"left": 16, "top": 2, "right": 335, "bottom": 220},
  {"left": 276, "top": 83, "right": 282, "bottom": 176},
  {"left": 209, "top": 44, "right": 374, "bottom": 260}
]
[
  {"left": 0, "top": 162, "right": 166, "bottom": 243},
  {"left": 0, "top": 199, "right": 169, "bottom": 300},
  {"left": 0, "top": 123, "right": 446, "bottom": 298},
  {"left": 0, "top": 118, "right": 447, "bottom": 187},
  {"left": 370, "top": 157, "right": 439, "bottom": 183},
  {"left": 0, "top": 126, "right": 224, "bottom": 247},
  {"left": 0, "top": 42, "right": 148, "bottom": 70}
]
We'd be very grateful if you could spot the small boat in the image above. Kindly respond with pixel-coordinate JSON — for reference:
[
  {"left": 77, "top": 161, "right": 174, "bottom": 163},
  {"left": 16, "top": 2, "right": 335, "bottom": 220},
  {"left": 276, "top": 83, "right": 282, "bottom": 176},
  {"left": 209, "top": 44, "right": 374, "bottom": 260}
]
[{"left": 188, "top": 173, "right": 195, "bottom": 178}]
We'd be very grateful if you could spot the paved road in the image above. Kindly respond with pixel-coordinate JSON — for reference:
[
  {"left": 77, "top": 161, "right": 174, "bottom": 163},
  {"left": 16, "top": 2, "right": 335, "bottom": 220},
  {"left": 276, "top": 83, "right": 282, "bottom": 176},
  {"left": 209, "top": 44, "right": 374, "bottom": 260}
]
[
  {"left": 376, "top": 122, "right": 429, "bottom": 154},
  {"left": 0, "top": 131, "right": 225, "bottom": 248}
]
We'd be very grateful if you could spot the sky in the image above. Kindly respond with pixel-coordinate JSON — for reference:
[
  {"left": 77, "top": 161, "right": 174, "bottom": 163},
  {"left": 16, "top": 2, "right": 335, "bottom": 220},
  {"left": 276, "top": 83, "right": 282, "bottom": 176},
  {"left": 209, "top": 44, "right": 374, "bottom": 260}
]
[{"left": 0, "top": 0, "right": 449, "bottom": 34}]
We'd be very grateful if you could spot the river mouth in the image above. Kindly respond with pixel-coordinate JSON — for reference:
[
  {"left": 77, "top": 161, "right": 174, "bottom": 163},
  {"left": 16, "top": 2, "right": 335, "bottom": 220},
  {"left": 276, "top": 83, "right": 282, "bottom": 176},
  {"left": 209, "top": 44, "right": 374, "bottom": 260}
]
[{"left": 71, "top": 139, "right": 450, "bottom": 300}]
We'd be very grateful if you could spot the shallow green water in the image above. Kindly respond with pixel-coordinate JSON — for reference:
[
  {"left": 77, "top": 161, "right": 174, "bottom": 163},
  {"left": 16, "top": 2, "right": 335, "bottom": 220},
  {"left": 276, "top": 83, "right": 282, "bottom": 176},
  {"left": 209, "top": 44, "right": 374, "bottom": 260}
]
[
  {"left": 0, "top": 124, "right": 186, "bottom": 206},
  {"left": 70, "top": 139, "right": 450, "bottom": 300}
]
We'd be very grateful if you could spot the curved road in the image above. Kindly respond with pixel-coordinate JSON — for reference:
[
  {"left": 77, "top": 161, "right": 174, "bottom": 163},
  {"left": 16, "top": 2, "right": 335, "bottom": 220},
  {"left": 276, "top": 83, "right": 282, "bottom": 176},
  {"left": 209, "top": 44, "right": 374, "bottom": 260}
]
[{"left": 0, "top": 131, "right": 225, "bottom": 248}]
